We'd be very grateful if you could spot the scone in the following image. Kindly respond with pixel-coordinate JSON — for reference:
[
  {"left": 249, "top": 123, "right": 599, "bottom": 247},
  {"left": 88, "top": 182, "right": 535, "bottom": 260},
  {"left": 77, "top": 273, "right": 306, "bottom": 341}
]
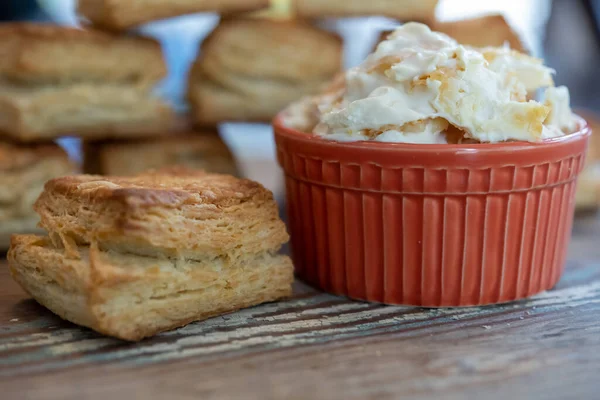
[
  {"left": 188, "top": 18, "right": 342, "bottom": 124},
  {"left": 0, "top": 140, "right": 73, "bottom": 249},
  {"left": 378, "top": 15, "right": 525, "bottom": 53},
  {"left": 293, "top": 0, "right": 438, "bottom": 21},
  {"left": 83, "top": 128, "right": 239, "bottom": 177},
  {"left": 78, "top": 0, "right": 270, "bottom": 31},
  {"left": 8, "top": 169, "right": 293, "bottom": 340},
  {"left": 0, "top": 23, "right": 173, "bottom": 141},
  {"left": 575, "top": 110, "right": 600, "bottom": 210}
]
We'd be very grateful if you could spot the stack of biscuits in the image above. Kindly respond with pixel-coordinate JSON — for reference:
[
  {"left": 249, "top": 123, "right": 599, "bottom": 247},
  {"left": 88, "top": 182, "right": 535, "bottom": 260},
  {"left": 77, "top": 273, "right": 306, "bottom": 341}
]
[
  {"left": 9, "top": 169, "right": 293, "bottom": 340},
  {"left": 0, "top": 24, "right": 172, "bottom": 141},
  {"left": 0, "top": 22, "right": 173, "bottom": 250},
  {"left": 72, "top": 1, "right": 245, "bottom": 178},
  {"left": 77, "top": 0, "right": 345, "bottom": 124}
]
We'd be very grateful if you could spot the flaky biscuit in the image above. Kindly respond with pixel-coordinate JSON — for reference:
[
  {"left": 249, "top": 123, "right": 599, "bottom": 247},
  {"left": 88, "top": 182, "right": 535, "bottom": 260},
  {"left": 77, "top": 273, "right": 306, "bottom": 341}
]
[
  {"left": 0, "top": 217, "right": 41, "bottom": 250},
  {"left": 188, "top": 70, "right": 330, "bottom": 124},
  {"left": 9, "top": 235, "right": 293, "bottom": 340},
  {"left": 0, "top": 141, "right": 73, "bottom": 215},
  {"left": 0, "top": 81, "right": 174, "bottom": 141},
  {"left": 83, "top": 128, "right": 239, "bottom": 177},
  {"left": 574, "top": 110, "right": 600, "bottom": 210},
  {"left": 293, "top": 0, "right": 438, "bottom": 21},
  {"left": 78, "top": 0, "right": 270, "bottom": 31},
  {"left": 0, "top": 156, "right": 73, "bottom": 221},
  {"left": 0, "top": 23, "right": 165, "bottom": 86},
  {"left": 34, "top": 169, "right": 289, "bottom": 261},
  {"left": 0, "top": 141, "right": 73, "bottom": 249},
  {"left": 575, "top": 170, "right": 600, "bottom": 210},
  {"left": 0, "top": 140, "right": 69, "bottom": 172},
  {"left": 199, "top": 18, "right": 342, "bottom": 82},
  {"left": 578, "top": 110, "right": 600, "bottom": 163},
  {"left": 188, "top": 18, "right": 341, "bottom": 124}
]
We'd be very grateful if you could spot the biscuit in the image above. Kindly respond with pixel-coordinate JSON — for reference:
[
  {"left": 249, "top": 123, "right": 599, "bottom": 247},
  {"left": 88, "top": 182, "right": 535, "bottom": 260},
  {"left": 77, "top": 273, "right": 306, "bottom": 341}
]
[
  {"left": 0, "top": 80, "right": 173, "bottom": 142},
  {"left": 293, "top": 0, "right": 438, "bottom": 21},
  {"left": 78, "top": 0, "right": 270, "bottom": 31},
  {"left": 189, "top": 69, "right": 328, "bottom": 123},
  {"left": 9, "top": 235, "right": 293, "bottom": 341},
  {"left": 575, "top": 110, "right": 600, "bottom": 210},
  {"left": 0, "top": 23, "right": 172, "bottom": 141},
  {"left": 0, "top": 23, "right": 165, "bottom": 86},
  {"left": 0, "top": 141, "right": 73, "bottom": 248},
  {"left": 0, "top": 217, "right": 40, "bottom": 250},
  {"left": 83, "top": 127, "right": 239, "bottom": 177},
  {"left": 188, "top": 18, "right": 342, "bottom": 124},
  {"left": 576, "top": 170, "right": 600, "bottom": 210},
  {"left": 34, "top": 169, "right": 290, "bottom": 261}
]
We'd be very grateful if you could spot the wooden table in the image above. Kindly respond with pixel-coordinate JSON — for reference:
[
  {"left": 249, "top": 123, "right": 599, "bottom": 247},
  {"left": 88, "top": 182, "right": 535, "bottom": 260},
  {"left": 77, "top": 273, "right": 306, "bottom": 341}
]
[{"left": 1, "top": 213, "right": 599, "bottom": 400}]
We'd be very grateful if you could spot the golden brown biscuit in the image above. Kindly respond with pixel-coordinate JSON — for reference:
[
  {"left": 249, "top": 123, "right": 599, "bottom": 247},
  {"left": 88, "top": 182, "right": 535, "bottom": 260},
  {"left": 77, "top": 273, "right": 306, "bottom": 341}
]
[
  {"left": 9, "top": 234, "right": 293, "bottom": 341},
  {"left": 575, "top": 110, "right": 600, "bottom": 210},
  {"left": 0, "top": 23, "right": 166, "bottom": 85},
  {"left": 0, "top": 216, "right": 39, "bottom": 250},
  {"left": 83, "top": 128, "right": 239, "bottom": 177},
  {"left": 0, "top": 141, "right": 73, "bottom": 248},
  {"left": 189, "top": 70, "right": 328, "bottom": 124},
  {"left": 35, "top": 169, "right": 290, "bottom": 261},
  {"left": 188, "top": 18, "right": 342, "bottom": 124},
  {"left": 78, "top": 0, "right": 270, "bottom": 31},
  {"left": 580, "top": 111, "right": 600, "bottom": 163},
  {"left": 0, "top": 23, "right": 172, "bottom": 141},
  {"left": 0, "top": 80, "right": 173, "bottom": 142},
  {"left": 293, "top": 0, "right": 438, "bottom": 21}
]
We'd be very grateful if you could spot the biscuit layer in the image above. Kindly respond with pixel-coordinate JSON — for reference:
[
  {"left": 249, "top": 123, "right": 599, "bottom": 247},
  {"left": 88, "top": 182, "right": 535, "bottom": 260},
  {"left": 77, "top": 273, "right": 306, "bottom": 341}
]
[
  {"left": 294, "top": 0, "right": 438, "bottom": 21},
  {"left": 79, "top": 0, "right": 270, "bottom": 31},
  {"left": 0, "top": 142, "right": 72, "bottom": 247},
  {"left": 35, "top": 170, "right": 289, "bottom": 260},
  {"left": 0, "top": 81, "right": 173, "bottom": 141},
  {"left": 83, "top": 129, "right": 239, "bottom": 177},
  {"left": 0, "top": 23, "right": 165, "bottom": 85},
  {"left": 0, "top": 217, "right": 41, "bottom": 249},
  {"left": 9, "top": 235, "right": 293, "bottom": 341}
]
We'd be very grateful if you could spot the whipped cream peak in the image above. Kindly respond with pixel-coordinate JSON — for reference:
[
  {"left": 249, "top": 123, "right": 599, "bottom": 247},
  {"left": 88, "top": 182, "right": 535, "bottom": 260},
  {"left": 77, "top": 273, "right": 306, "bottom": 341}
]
[{"left": 283, "top": 22, "right": 578, "bottom": 144}]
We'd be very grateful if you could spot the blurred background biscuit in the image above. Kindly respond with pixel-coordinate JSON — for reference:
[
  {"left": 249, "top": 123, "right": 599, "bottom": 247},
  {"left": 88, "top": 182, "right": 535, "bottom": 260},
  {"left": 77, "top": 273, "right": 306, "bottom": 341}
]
[
  {"left": 188, "top": 18, "right": 342, "bottom": 124},
  {"left": 0, "top": 140, "right": 73, "bottom": 249},
  {"left": 83, "top": 120, "right": 239, "bottom": 177},
  {"left": 78, "top": 0, "right": 270, "bottom": 31},
  {"left": 293, "top": 0, "right": 438, "bottom": 22}
]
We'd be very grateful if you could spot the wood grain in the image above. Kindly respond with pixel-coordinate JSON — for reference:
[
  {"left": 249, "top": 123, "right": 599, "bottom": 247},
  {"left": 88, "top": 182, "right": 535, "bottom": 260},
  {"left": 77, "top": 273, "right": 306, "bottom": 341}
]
[{"left": 0, "top": 213, "right": 599, "bottom": 400}]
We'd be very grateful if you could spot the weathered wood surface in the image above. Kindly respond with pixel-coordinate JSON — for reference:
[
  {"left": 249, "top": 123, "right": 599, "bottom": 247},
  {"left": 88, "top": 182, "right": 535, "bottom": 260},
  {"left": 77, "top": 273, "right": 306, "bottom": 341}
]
[{"left": 0, "top": 213, "right": 599, "bottom": 400}]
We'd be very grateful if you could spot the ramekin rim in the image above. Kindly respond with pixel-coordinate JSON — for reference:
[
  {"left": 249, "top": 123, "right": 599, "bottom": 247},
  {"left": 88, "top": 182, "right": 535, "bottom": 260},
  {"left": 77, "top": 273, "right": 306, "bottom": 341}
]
[{"left": 272, "top": 115, "right": 590, "bottom": 152}]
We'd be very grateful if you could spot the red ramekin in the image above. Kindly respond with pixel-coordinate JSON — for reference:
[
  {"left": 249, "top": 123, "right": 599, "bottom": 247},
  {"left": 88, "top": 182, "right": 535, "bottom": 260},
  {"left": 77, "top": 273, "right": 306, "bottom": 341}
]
[{"left": 274, "top": 116, "right": 591, "bottom": 306}]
